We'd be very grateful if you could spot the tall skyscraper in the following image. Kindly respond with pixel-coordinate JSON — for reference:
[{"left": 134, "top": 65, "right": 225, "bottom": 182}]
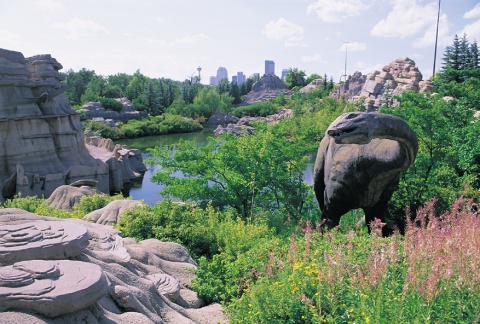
[
  {"left": 281, "top": 68, "right": 289, "bottom": 80},
  {"left": 265, "top": 60, "right": 275, "bottom": 75},
  {"left": 236, "top": 72, "right": 245, "bottom": 85},
  {"left": 216, "top": 67, "right": 228, "bottom": 84}
]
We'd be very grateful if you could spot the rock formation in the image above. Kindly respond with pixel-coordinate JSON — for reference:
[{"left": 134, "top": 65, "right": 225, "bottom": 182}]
[
  {"left": 299, "top": 78, "right": 324, "bottom": 93},
  {"left": 214, "top": 109, "right": 293, "bottom": 136},
  {"left": 0, "top": 48, "right": 145, "bottom": 201},
  {"left": 330, "top": 57, "right": 434, "bottom": 111},
  {"left": 85, "top": 137, "right": 147, "bottom": 193},
  {"left": 239, "top": 74, "right": 292, "bottom": 106},
  {"left": 80, "top": 97, "right": 148, "bottom": 125},
  {"left": 0, "top": 208, "right": 227, "bottom": 323}
]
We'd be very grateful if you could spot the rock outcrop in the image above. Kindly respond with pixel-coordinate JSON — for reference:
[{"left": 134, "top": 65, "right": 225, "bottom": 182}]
[
  {"left": 0, "top": 48, "right": 144, "bottom": 201},
  {"left": 299, "top": 78, "right": 324, "bottom": 93},
  {"left": 240, "top": 74, "right": 293, "bottom": 105},
  {"left": 214, "top": 109, "right": 293, "bottom": 136},
  {"left": 80, "top": 97, "right": 148, "bottom": 125},
  {"left": 330, "top": 57, "right": 435, "bottom": 111},
  {"left": 85, "top": 137, "right": 147, "bottom": 193},
  {"left": 0, "top": 208, "right": 227, "bottom": 323}
]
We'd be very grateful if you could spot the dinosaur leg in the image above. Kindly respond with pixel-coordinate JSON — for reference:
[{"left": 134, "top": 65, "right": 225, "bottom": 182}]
[
  {"left": 322, "top": 202, "right": 351, "bottom": 230},
  {"left": 363, "top": 200, "right": 389, "bottom": 235}
]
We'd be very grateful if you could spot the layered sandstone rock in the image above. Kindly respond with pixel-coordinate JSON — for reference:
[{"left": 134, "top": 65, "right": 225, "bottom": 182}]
[
  {"left": 0, "top": 209, "right": 227, "bottom": 323},
  {"left": 0, "top": 48, "right": 145, "bottom": 201}
]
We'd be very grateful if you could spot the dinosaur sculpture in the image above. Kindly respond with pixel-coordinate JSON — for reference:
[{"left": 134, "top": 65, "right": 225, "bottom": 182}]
[{"left": 313, "top": 112, "right": 418, "bottom": 235}]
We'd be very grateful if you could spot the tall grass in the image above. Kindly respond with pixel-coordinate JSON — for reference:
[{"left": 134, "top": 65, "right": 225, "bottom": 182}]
[{"left": 228, "top": 198, "right": 480, "bottom": 323}]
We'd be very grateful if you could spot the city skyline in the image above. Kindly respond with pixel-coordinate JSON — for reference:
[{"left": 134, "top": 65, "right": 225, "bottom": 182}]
[{"left": 1, "top": 1, "right": 479, "bottom": 83}]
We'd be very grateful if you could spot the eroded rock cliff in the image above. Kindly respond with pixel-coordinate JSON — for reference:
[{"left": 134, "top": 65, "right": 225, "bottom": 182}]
[{"left": 0, "top": 48, "right": 143, "bottom": 201}]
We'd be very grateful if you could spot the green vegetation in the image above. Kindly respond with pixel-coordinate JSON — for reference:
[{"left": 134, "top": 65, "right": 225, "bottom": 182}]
[
  {"left": 85, "top": 114, "right": 203, "bottom": 140},
  {"left": 96, "top": 97, "right": 123, "bottom": 112},
  {"left": 4, "top": 192, "right": 124, "bottom": 219},
  {"left": 231, "top": 102, "right": 278, "bottom": 117}
]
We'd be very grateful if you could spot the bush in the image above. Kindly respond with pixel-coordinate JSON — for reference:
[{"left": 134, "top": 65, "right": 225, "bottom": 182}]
[
  {"left": 96, "top": 97, "right": 123, "bottom": 112},
  {"left": 232, "top": 102, "right": 278, "bottom": 117},
  {"left": 3, "top": 193, "right": 45, "bottom": 212},
  {"left": 117, "top": 201, "right": 220, "bottom": 259}
]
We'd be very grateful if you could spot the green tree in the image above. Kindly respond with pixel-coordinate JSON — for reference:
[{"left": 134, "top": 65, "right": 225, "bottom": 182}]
[
  {"left": 381, "top": 83, "right": 480, "bottom": 229},
  {"left": 285, "top": 68, "right": 306, "bottom": 89},
  {"left": 148, "top": 124, "right": 314, "bottom": 221},
  {"left": 62, "top": 68, "right": 96, "bottom": 106},
  {"left": 305, "top": 73, "right": 322, "bottom": 85},
  {"left": 81, "top": 75, "right": 106, "bottom": 103},
  {"left": 125, "top": 70, "right": 149, "bottom": 102},
  {"left": 188, "top": 88, "right": 233, "bottom": 118}
]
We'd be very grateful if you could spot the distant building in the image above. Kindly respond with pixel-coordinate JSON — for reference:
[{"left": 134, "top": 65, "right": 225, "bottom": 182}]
[
  {"left": 216, "top": 67, "right": 228, "bottom": 84},
  {"left": 281, "top": 68, "right": 289, "bottom": 80},
  {"left": 252, "top": 73, "right": 260, "bottom": 80},
  {"left": 209, "top": 76, "right": 217, "bottom": 86},
  {"left": 237, "top": 72, "right": 245, "bottom": 85},
  {"left": 232, "top": 75, "right": 237, "bottom": 84},
  {"left": 265, "top": 60, "right": 275, "bottom": 75}
]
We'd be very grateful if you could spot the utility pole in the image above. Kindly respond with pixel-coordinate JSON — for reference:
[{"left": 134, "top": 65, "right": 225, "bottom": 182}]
[
  {"left": 433, "top": 0, "right": 441, "bottom": 76},
  {"left": 341, "top": 42, "right": 348, "bottom": 82}
]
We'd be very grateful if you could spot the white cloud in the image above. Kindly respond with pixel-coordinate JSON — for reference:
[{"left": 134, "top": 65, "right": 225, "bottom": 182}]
[
  {"left": 307, "top": 0, "right": 373, "bottom": 23},
  {"left": 263, "top": 18, "right": 305, "bottom": 47},
  {"left": 175, "top": 33, "right": 209, "bottom": 44},
  {"left": 412, "top": 14, "right": 450, "bottom": 48},
  {"left": 52, "top": 18, "right": 110, "bottom": 39},
  {"left": 464, "top": 3, "right": 480, "bottom": 19},
  {"left": 339, "top": 42, "right": 367, "bottom": 52},
  {"left": 300, "top": 54, "right": 326, "bottom": 63},
  {"left": 459, "top": 20, "right": 480, "bottom": 42},
  {"left": 371, "top": 0, "right": 452, "bottom": 48},
  {"left": 371, "top": 0, "right": 438, "bottom": 38}
]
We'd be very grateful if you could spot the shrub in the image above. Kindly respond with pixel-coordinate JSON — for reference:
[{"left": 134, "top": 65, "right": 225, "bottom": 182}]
[
  {"left": 3, "top": 193, "right": 45, "bottom": 213},
  {"left": 117, "top": 201, "right": 219, "bottom": 259},
  {"left": 97, "top": 97, "right": 123, "bottom": 112},
  {"left": 232, "top": 102, "right": 278, "bottom": 117}
]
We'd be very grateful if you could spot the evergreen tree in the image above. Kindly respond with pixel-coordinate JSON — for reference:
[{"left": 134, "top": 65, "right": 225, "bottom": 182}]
[
  {"left": 468, "top": 41, "right": 480, "bottom": 70},
  {"left": 230, "top": 82, "right": 241, "bottom": 104}
]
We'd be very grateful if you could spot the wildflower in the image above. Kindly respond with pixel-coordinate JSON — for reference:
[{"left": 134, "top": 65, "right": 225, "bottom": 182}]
[{"left": 365, "top": 317, "right": 370, "bottom": 323}]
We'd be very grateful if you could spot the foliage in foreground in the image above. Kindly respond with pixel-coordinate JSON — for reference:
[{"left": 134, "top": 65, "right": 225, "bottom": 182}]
[
  {"left": 226, "top": 198, "right": 480, "bottom": 323},
  {"left": 3, "top": 192, "right": 124, "bottom": 219}
]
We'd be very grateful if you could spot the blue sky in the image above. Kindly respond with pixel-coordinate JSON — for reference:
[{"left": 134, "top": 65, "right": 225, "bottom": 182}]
[{"left": 1, "top": 0, "right": 479, "bottom": 83}]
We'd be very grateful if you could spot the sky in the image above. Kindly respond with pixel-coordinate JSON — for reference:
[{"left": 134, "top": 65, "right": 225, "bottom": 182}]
[{"left": 1, "top": 0, "right": 480, "bottom": 84}]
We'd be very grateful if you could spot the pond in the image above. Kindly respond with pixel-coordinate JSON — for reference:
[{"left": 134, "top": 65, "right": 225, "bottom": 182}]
[{"left": 117, "top": 127, "right": 315, "bottom": 205}]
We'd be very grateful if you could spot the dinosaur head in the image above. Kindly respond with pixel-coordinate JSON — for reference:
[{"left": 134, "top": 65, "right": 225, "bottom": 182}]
[{"left": 327, "top": 112, "right": 373, "bottom": 144}]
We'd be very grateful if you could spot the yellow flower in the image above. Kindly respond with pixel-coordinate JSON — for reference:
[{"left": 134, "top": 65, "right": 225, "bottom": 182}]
[
  {"left": 315, "top": 292, "right": 319, "bottom": 296},
  {"left": 366, "top": 317, "right": 370, "bottom": 323},
  {"left": 248, "top": 303, "right": 252, "bottom": 307}
]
